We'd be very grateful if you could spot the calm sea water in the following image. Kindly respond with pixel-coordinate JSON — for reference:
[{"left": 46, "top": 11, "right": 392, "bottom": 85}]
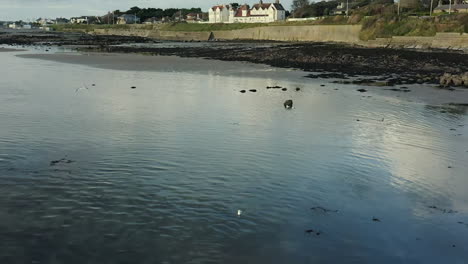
[{"left": 1, "top": 48, "right": 468, "bottom": 264}]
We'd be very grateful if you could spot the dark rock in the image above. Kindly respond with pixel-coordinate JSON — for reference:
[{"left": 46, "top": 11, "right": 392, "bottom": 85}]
[
  {"left": 249, "top": 89, "right": 257, "bottom": 93},
  {"left": 310, "top": 206, "right": 338, "bottom": 213},
  {"left": 372, "top": 217, "right": 381, "bottom": 222},
  {"left": 240, "top": 90, "right": 246, "bottom": 93},
  {"left": 284, "top": 100, "right": 293, "bottom": 109},
  {"left": 282, "top": 88, "right": 288, "bottom": 91},
  {"left": 50, "top": 158, "right": 75, "bottom": 166},
  {"left": 428, "top": 205, "right": 458, "bottom": 213},
  {"left": 131, "top": 86, "right": 136, "bottom": 89},
  {"left": 357, "top": 89, "right": 367, "bottom": 93},
  {"left": 295, "top": 87, "right": 301, "bottom": 91}
]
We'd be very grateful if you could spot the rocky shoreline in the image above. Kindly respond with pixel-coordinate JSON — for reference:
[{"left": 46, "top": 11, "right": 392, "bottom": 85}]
[
  {"left": 2, "top": 30, "right": 468, "bottom": 88},
  {"left": 0, "top": 30, "right": 154, "bottom": 46}
]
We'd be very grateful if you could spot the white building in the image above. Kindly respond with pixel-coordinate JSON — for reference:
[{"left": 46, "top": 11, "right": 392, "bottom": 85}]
[
  {"left": 209, "top": 0, "right": 286, "bottom": 23},
  {"left": 209, "top": 5, "right": 231, "bottom": 23},
  {"left": 70, "top": 17, "right": 89, "bottom": 24},
  {"left": 117, "top": 14, "right": 140, "bottom": 24}
]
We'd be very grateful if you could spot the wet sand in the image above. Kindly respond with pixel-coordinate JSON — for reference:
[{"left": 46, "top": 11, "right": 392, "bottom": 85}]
[{"left": 0, "top": 47, "right": 25, "bottom": 52}]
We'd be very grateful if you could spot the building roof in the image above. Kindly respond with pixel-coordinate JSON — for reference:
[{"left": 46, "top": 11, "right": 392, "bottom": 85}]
[
  {"left": 232, "top": 2, "right": 285, "bottom": 17},
  {"left": 251, "top": 3, "right": 285, "bottom": 11},
  {"left": 234, "top": 5, "right": 251, "bottom": 17},
  {"left": 273, "top": 3, "right": 286, "bottom": 11},
  {"left": 211, "top": 5, "right": 230, "bottom": 11},
  {"left": 435, "top": 3, "right": 468, "bottom": 9}
]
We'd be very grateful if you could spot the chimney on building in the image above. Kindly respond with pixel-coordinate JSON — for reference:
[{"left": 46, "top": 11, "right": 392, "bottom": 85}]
[
  {"left": 275, "top": 0, "right": 280, "bottom": 3},
  {"left": 260, "top": 0, "right": 263, "bottom": 4}
]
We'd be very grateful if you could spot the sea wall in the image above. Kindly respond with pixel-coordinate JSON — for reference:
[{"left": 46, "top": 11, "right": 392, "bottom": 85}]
[
  {"left": 93, "top": 28, "right": 161, "bottom": 39},
  {"left": 211, "top": 25, "right": 362, "bottom": 42},
  {"left": 90, "top": 25, "right": 362, "bottom": 43},
  {"left": 158, "top": 31, "right": 212, "bottom": 41},
  {"left": 364, "top": 33, "right": 468, "bottom": 51}
]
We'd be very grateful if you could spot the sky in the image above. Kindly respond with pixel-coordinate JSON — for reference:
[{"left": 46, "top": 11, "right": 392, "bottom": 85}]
[{"left": 0, "top": 0, "right": 294, "bottom": 21}]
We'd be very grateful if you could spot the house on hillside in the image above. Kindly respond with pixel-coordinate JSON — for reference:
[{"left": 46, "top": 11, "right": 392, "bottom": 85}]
[
  {"left": 143, "top": 17, "right": 161, "bottom": 24},
  {"left": 8, "top": 23, "right": 20, "bottom": 29},
  {"left": 332, "top": 1, "right": 364, "bottom": 15},
  {"left": 333, "top": 2, "right": 348, "bottom": 15},
  {"left": 434, "top": 0, "right": 468, "bottom": 13},
  {"left": 36, "top": 18, "right": 54, "bottom": 26},
  {"left": 186, "top": 13, "right": 204, "bottom": 23},
  {"left": 55, "top": 18, "right": 69, "bottom": 24},
  {"left": 117, "top": 14, "right": 140, "bottom": 24},
  {"left": 70, "top": 16, "right": 100, "bottom": 24},
  {"left": 209, "top": 0, "right": 286, "bottom": 23},
  {"left": 70, "top": 16, "right": 89, "bottom": 24}
]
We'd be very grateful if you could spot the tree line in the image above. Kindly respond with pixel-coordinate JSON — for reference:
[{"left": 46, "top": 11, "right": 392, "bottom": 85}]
[
  {"left": 291, "top": 0, "right": 342, "bottom": 17},
  {"left": 110, "top": 6, "right": 203, "bottom": 21}
]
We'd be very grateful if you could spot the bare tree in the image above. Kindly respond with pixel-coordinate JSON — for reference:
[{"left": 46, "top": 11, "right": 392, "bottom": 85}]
[{"left": 291, "top": 0, "right": 310, "bottom": 11}]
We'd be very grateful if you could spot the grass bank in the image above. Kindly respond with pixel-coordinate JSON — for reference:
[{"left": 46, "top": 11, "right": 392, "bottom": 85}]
[{"left": 360, "top": 14, "right": 468, "bottom": 40}]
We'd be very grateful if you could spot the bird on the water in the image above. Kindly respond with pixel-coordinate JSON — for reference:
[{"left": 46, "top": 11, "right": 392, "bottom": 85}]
[{"left": 75, "top": 83, "right": 89, "bottom": 93}]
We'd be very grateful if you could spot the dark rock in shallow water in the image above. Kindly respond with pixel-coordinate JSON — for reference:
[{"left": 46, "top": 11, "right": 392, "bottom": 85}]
[
  {"left": 295, "top": 87, "right": 301, "bottom": 91},
  {"left": 50, "top": 158, "right": 75, "bottom": 166},
  {"left": 310, "top": 206, "right": 338, "bottom": 213},
  {"left": 385, "top": 88, "right": 412, "bottom": 92},
  {"left": 372, "top": 217, "right": 381, "bottom": 222},
  {"left": 357, "top": 89, "right": 367, "bottom": 93},
  {"left": 240, "top": 90, "right": 246, "bottom": 93},
  {"left": 131, "top": 86, "right": 136, "bottom": 89},
  {"left": 282, "top": 88, "right": 288, "bottom": 91},
  {"left": 266, "top": 85, "right": 282, "bottom": 89},
  {"left": 249, "top": 89, "right": 257, "bottom": 93},
  {"left": 428, "top": 205, "right": 458, "bottom": 213},
  {"left": 284, "top": 100, "right": 293, "bottom": 109}
]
